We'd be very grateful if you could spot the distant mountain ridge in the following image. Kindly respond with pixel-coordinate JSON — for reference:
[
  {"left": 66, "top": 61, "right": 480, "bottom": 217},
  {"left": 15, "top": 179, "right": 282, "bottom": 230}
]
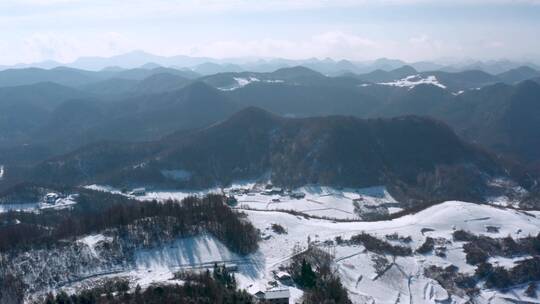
[
  {"left": 0, "top": 81, "right": 240, "bottom": 166},
  {"left": 0, "top": 62, "right": 539, "bottom": 176},
  {"left": 2, "top": 51, "right": 539, "bottom": 75},
  {"left": 10, "top": 107, "right": 516, "bottom": 207}
]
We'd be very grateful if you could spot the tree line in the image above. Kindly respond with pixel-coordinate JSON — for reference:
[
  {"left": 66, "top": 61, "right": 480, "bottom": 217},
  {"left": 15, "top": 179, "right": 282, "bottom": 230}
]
[{"left": 0, "top": 190, "right": 259, "bottom": 255}]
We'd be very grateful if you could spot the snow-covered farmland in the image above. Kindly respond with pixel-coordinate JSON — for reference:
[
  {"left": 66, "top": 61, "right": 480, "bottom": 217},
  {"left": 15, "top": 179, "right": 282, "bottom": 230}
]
[
  {"left": 60, "top": 184, "right": 540, "bottom": 303},
  {"left": 235, "top": 185, "right": 400, "bottom": 220},
  {"left": 244, "top": 201, "right": 540, "bottom": 303},
  {"left": 85, "top": 184, "right": 401, "bottom": 220}
]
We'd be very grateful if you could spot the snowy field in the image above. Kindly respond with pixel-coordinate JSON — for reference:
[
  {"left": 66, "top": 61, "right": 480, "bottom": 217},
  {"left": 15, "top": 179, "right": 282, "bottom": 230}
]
[
  {"left": 235, "top": 185, "right": 400, "bottom": 220},
  {"left": 244, "top": 201, "right": 540, "bottom": 304},
  {"left": 85, "top": 184, "right": 401, "bottom": 220},
  {"left": 54, "top": 195, "right": 540, "bottom": 304}
]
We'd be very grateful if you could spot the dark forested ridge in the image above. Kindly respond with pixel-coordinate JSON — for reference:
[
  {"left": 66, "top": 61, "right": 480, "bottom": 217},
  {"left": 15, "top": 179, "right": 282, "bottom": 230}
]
[
  {"left": 1, "top": 64, "right": 540, "bottom": 173},
  {"left": 7, "top": 107, "right": 519, "bottom": 207}
]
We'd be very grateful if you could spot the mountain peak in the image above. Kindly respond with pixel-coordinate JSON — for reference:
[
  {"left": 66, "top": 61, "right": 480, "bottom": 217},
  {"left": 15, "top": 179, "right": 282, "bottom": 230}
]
[
  {"left": 392, "top": 65, "right": 417, "bottom": 75},
  {"left": 271, "top": 66, "right": 323, "bottom": 78}
]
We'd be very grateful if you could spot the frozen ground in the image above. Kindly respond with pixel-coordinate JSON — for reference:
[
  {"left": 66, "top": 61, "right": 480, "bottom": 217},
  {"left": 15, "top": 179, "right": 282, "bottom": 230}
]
[
  {"left": 235, "top": 185, "right": 400, "bottom": 220},
  {"left": 86, "top": 184, "right": 401, "bottom": 220},
  {"left": 245, "top": 201, "right": 540, "bottom": 303},
  {"left": 63, "top": 184, "right": 540, "bottom": 303}
]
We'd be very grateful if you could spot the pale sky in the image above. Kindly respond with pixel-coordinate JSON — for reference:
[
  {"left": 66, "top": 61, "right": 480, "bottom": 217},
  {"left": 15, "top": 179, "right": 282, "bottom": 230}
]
[{"left": 1, "top": 0, "right": 540, "bottom": 65}]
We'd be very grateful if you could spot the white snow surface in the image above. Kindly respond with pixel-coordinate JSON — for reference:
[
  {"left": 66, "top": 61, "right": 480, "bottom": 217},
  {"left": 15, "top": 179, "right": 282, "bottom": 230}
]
[
  {"left": 379, "top": 75, "right": 447, "bottom": 90},
  {"left": 0, "top": 195, "right": 77, "bottom": 214},
  {"left": 245, "top": 201, "right": 540, "bottom": 304},
  {"left": 0, "top": 165, "right": 4, "bottom": 179},
  {"left": 85, "top": 184, "right": 400, "bottom": 220},
  {"left": 78, "top": 234, "right": 114, "bottom": 257},
  {"left": 237, "top": 185, "right": 400, "bottom": 220},
  {"left": 134, "top": 235, "right": 241, "bottom": 270},
  {"left": 74, "top": 184, "right": 540, "bottom": 303},
  {"left": 218, "top": 77, "right": 285, "bottom": 91},
  {"left": 218, "top": 77, "right": 260, "bottom": 91}
]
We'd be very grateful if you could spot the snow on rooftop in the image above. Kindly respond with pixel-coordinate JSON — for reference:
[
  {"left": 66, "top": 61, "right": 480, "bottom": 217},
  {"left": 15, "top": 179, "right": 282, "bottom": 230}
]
[
  {"left": 264, "top": 288, "right": 290, "bottom": 299},
  {"left": 378, "top": 75, "right": 447, "bottom": 90}
]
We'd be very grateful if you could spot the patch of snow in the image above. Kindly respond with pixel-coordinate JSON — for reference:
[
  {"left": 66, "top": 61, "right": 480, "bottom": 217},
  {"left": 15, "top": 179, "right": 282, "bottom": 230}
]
[
  {"left": 488, "top": 256, "right": 531, "bottom": 269},
  {"left": 236, "top": 185, "right": 400, "bottom": 220},
  {"left": 486, "top": 177, "right": 528, "bottom": 208},
  {"left": 218, "top": 77, "right": 260, "bottom": 91},
  {"left": 39, "top": 196, "right": 77, "bottom": 211},
  {"left": 85, "top": 184, "right": 124, "bottom": 195},
  {"left": 135, "top": 235, "right": 240, "bottom": 270},
  {"left": 453, "top": 90, "right": 465, "bottom": 96},
  {"left": 0, "top": 165, "right": 4, "bottom": 179},
  {"left": 78, "top": 234, "right": 113, "bottom": 257},
  {"left": 0, "top": 194, "right": 77, "bottom": 213},
  {"left": 379, "top": 75, "right": 447, "bottom": 90}
]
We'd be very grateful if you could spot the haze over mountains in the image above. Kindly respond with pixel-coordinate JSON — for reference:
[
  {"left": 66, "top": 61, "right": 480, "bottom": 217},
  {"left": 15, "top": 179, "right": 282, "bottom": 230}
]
[
  {"left": 3, "top": 50, "right": 540, "bottom": 76},
  {"left": 1, "top": 53, "right": 540, "bottom": 304},
  {"left": 0, "top": 58, "right": 539, "bottom": 173}
]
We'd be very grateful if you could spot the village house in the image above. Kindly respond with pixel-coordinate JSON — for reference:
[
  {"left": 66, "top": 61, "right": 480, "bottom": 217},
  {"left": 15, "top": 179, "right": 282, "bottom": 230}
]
[{"left": 254, "top": 288, "right": 290, "bottom": 304}]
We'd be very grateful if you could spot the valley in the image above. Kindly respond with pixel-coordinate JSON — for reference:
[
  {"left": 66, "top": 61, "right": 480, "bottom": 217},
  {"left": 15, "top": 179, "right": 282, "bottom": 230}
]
[
  {"left": 5, "top": 185, "right": 539, "bottom": 304},
  {"left": 0, "top": 52, "right": 539, "bottom": 304}
]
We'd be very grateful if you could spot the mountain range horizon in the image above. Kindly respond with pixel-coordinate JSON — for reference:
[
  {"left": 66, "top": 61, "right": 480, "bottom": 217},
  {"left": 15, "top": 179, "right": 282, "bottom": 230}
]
[{"left": 3, "top": 49, "right": 540, "bottom": 77}]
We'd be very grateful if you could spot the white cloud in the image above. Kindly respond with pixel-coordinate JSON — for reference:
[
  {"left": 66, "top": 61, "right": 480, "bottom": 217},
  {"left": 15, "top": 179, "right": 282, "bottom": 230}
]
[
  {"left": 0, "top": 0, "right": 539, "bottom": 64},
  {"left": 168, "top": 31, "right": 385, "bottom": 61}
]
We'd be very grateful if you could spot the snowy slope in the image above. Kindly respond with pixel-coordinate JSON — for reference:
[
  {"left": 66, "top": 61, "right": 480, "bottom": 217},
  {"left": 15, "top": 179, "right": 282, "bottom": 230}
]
[
  {"left": 52, "top": 184, "right": 540, "bottom": 303},
  {"left": 243, "top": 201, "right": 540, "bottom": 304}
]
